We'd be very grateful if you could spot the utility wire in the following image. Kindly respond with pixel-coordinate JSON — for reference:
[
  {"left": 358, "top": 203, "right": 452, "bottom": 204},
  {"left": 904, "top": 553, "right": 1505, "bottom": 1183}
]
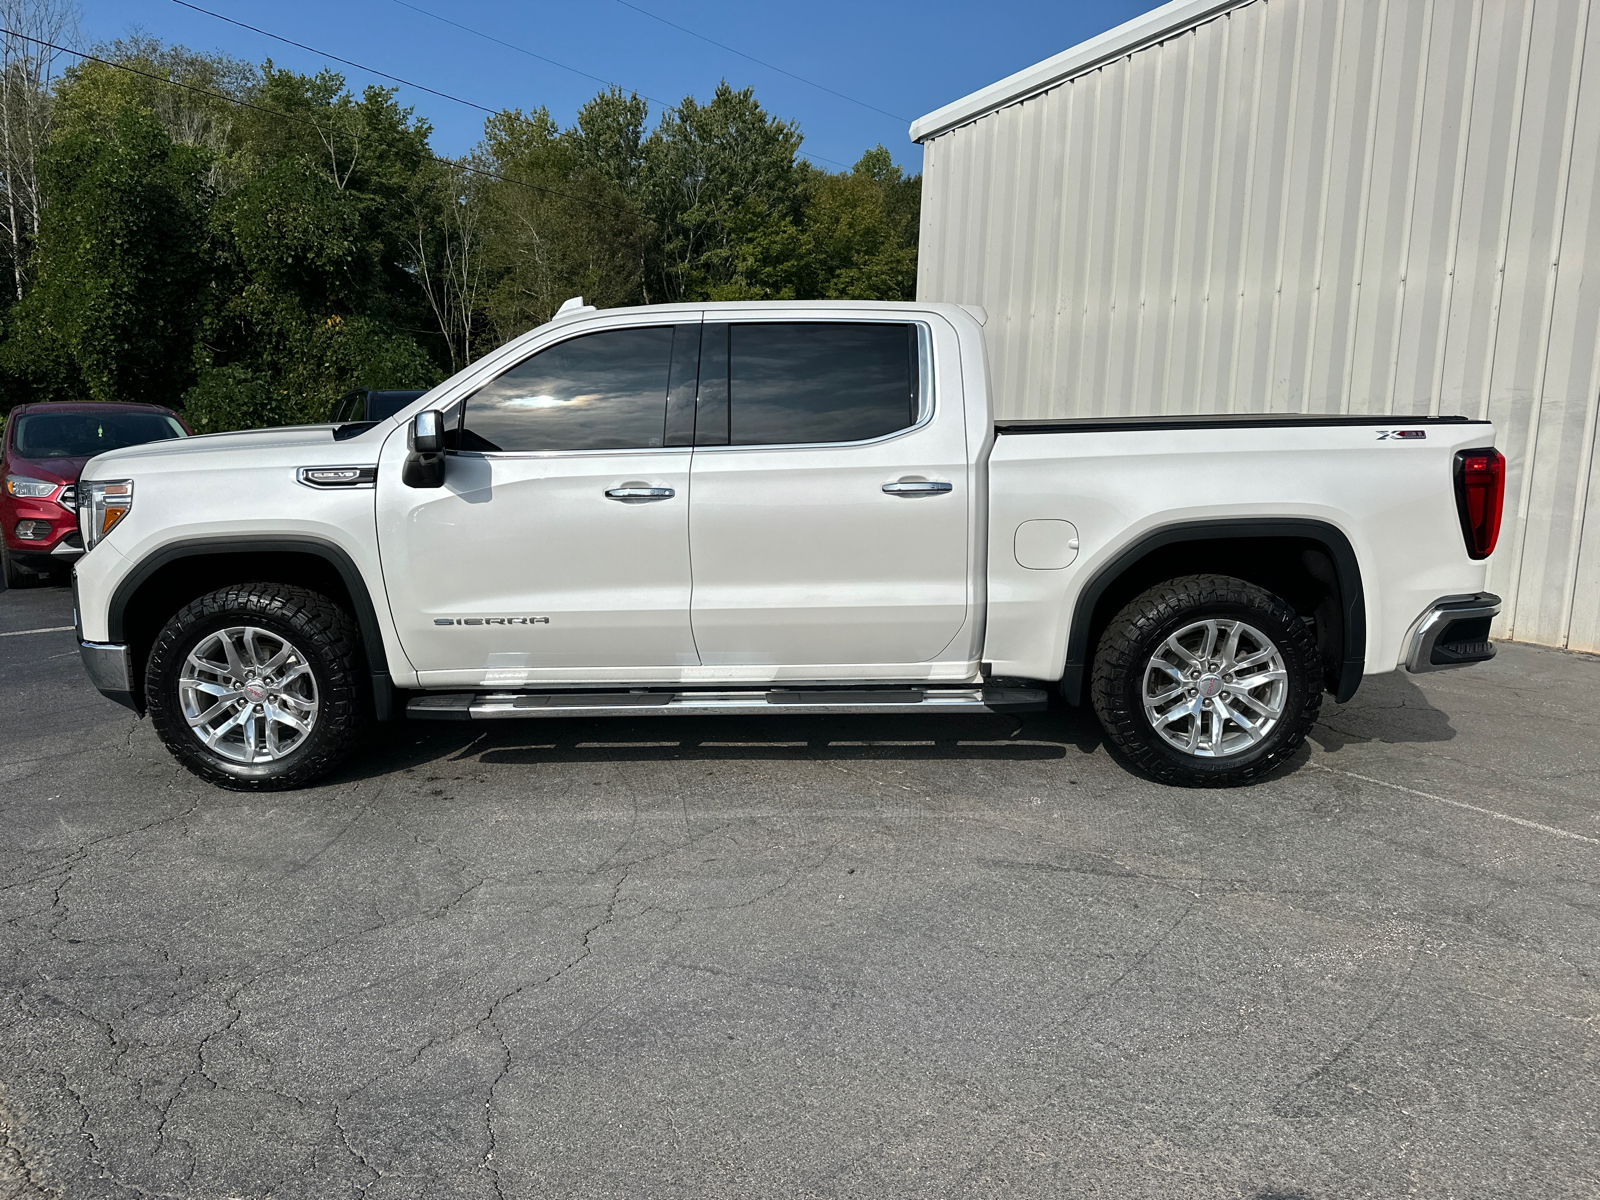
[
  {"left": 384, "top": 0, "right": 855, "bottom": 170},
  {"left": 170, "top": 0, "right": 498, "bottom": 113},
  {"left": 0, "top": 27, "right": 634, "bottom": 215},
  {"left": 610, "top": 0, "right": 910, "bottom": 123},
  {"left": 388, "top": 0, "right": 659, "bottom": 103}
]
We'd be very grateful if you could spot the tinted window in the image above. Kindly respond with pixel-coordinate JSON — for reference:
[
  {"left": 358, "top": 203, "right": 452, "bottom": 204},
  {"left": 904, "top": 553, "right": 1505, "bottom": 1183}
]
[
  {"left": 13, "top": 411, "right": 186, "bottom": 459},
  {"left": 367, "top": 390, "right": 425, "bottom": 421},
  {"left": 461, "top": 326, "right": 676, "bottom": 452},
  {"left": 727, "top": 323, "right": 917, "bottom": 446},
  {"left": 331, "top": 390, "right": 365, "bottom": 423}
]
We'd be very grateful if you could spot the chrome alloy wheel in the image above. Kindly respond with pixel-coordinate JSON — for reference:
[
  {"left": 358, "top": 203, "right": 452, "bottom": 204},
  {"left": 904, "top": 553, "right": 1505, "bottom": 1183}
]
[
  {"left": 178, "top": 625, "right": 320, "bottom": 763},
  {"left": 1142, "top": 618, "right": 1289, "bottom": 758}
]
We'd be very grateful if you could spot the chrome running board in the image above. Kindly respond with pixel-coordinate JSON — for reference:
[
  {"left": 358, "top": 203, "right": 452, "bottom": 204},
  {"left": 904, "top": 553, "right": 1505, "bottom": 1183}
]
[{"left": 406, "top": 686, "right": 1048, "bottom": 721}]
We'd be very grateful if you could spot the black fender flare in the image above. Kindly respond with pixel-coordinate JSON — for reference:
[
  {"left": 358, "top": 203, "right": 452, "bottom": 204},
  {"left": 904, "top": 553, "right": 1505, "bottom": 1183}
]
[
  {"left": 108, "top": 535, "right": 396, "bottom": 720},
  {"left": 1059, "top": 518, "right": 1367, "bottom": 706}
]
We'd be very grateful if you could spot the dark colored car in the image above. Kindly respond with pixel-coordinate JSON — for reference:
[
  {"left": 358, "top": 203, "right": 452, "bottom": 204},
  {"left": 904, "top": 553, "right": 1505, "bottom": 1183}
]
[
  {"left": 2, "top": 401, "right": 190, "bottom": 587},
  {"left": 329, "top": 388, "right": 427, "bottom": 425}
]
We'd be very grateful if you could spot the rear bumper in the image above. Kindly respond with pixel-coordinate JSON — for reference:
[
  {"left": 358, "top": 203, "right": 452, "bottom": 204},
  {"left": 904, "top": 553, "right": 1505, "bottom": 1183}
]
[
  {"left": 1403, "top": 593, "right": 1501, "bottom": 672},
  {"left": 79, "top": 640, "right": 140, "bottom": 711}
]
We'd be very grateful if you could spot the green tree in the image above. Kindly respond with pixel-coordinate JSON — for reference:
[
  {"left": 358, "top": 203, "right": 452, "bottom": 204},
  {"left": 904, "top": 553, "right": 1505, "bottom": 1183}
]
[
  {"left": 2, "top": 105, "right": 210, "bottom": 406},
  {"left": 52, "top": 37, "right": 255, "bottom": 166},
  {"left": 0, "top": 34, "right": 924, "bottom": 426},
  {"left": 404, "top": 156, "right": 491, "bottom": 372},
  {"left": 476, "top": 106, "right": 649, "bottom": 342},
  {"left": 570, "top": 86, "right": 649, "bottom": 194},
  {"left": 641, "top": 82, "right": 806, "bottom": 302},
  {"left": 189, "top": 67, "right": 442, "bottom": 423},
  {"left": 800, "top": 146, "right": 920, "bottom": 301}
]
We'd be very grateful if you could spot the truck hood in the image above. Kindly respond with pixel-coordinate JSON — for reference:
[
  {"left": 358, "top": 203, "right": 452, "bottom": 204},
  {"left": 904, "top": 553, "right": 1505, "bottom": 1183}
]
[{"left": 82, "top": 423, "right": 383, "bottom": 473}]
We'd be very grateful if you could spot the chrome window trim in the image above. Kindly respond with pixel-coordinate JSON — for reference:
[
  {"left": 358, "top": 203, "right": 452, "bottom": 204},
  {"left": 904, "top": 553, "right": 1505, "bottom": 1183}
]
[
  {"left": 696, "top": 319, "right": 936, "bottom": 455},
  {"left": 448, "top": 445, "right": 690, "bottom": 461},
  {"left": 450, "top": 320, "right": 685, "bottom": 460}
]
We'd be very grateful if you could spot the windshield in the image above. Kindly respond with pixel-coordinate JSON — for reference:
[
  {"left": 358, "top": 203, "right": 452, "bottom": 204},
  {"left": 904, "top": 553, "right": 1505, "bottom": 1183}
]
[{"left": 12, "top": 410, "right": 186, "bottom": 459}]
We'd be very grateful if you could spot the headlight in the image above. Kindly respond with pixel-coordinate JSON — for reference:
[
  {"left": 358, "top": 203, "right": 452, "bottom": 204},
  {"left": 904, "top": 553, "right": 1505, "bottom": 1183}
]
[
  {"left": 5, "top": 475, "right": 58, "bottom": 499},
  {"left": 78, "top": 480, "right": 133, "bottom": 551}
]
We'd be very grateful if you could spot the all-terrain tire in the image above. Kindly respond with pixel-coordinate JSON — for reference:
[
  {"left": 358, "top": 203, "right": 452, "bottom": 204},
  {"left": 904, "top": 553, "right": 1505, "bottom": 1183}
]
[
  {"left": 146, "top": 583, "right": 367, "bottom": 790},
  {"left": 1090, "top": 574, "right": 1322, "bottom": 787}
]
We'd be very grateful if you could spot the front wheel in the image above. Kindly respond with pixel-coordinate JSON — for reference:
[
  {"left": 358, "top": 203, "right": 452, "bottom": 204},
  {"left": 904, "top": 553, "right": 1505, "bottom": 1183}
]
[
  {"left": 1, "top": 540, "right": 40, "bottom": 589},
  {"left": 146, "top": 584, "right": 367, "bottom": 790},
  {"left": 1090, "top": 574, "right": 1322, "bottom": 787}
]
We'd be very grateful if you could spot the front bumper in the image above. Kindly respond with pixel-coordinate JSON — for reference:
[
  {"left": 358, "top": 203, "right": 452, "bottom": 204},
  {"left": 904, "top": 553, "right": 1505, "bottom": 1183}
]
[
  {"left": 5, "top": 492, "right": 81, "bottom": 566},
  {"left": 79, "top": 640, "right": 140, "bottom": 711},
  {"left": 1403, "top": 593, "right": 1501, "bottom": 672},
  {"left": 10, "top": 532, "right": 84, "bottom": 571}
]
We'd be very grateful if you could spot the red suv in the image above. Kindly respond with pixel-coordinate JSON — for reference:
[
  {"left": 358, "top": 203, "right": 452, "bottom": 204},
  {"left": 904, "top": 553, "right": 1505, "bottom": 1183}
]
[{"left": 2, "top": 401, "right": 190, "bottom": 587}]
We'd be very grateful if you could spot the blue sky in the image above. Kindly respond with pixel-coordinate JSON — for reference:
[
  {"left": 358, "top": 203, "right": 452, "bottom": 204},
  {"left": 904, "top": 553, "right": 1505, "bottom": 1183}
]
[{"left": 75, "top": 0, "right": 1153, "bottom": 173}]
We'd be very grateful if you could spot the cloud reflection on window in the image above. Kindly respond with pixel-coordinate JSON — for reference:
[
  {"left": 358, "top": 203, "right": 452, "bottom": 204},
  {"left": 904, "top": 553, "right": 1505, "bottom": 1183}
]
[{"left": 462, "top": 328, "right": 675, "bottom": 452}]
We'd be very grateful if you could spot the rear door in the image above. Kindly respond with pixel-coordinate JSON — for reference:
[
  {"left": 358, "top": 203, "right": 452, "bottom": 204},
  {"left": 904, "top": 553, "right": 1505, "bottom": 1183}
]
[{"left": 686, "top": 318, "right": 971, "bottom": 670}]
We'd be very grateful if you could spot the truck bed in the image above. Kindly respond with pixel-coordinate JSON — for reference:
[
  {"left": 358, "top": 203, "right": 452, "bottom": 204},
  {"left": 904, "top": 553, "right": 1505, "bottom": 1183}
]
[{"left": 995, "top": 414, "right": 1488, "bottom": 435}]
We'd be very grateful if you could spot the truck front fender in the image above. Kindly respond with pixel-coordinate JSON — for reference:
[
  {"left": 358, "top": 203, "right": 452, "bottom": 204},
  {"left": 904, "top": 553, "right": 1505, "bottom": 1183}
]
[{"left": 107, "top": 535, "right": 397, "bottom": 720}]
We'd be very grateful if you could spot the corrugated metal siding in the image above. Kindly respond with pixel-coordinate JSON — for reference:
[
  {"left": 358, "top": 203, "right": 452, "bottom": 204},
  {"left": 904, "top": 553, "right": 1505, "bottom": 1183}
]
[{"left": 918, "top": 0, "right": 1600, "bottom": 652}]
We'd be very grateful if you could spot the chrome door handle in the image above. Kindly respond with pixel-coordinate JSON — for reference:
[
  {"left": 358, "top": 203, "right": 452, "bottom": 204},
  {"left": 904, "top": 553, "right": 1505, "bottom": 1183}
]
[
  {"left": 882, "top": 481, "right": 954, "bottom": 494},
  {"left": 605, "top": 486, "right": 675, "bottom": 500}
]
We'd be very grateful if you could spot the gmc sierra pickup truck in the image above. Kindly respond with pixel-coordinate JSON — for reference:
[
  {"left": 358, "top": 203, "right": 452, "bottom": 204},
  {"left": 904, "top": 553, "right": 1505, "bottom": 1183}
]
[{"left": 71, "top": 299, "right": 1505, "bottom": 791}]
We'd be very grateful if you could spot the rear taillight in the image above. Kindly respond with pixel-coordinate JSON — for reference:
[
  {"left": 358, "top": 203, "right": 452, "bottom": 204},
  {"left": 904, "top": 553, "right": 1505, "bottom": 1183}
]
[{"left": 1454, "top": 448, "right": 1505, "bottom": 560}]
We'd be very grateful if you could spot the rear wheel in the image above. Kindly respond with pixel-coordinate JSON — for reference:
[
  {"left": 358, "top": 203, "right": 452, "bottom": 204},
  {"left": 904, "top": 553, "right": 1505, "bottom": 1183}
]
[
  {"left": 1091, "top": 574, "right": 1322, "bottom": 787},
  {"left": 146, "top": 584, "right": 367, "bottom": 790}
]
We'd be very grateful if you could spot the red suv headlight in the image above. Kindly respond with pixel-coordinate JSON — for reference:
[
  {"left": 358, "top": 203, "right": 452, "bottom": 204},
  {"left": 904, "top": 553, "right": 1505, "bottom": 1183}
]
[{"left": 5, "top": 475, "right": 58, "bottom": 499}]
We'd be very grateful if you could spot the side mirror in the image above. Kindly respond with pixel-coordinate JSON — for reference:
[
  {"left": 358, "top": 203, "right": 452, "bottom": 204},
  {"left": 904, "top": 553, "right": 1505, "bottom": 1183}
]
[
  {"left": 403, "top": 410, "right": 446, "bottom": 488},
  {"left": 410, "top": 410, "right": 443, "bottom": 452}
]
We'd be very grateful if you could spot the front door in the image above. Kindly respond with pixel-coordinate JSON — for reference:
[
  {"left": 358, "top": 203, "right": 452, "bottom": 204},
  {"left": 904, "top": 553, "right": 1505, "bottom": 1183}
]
[
  {"left": 377, "top": 320, "right": 703, "bottom": 685},
  {"left": 686, "top": 319, "right": 972, "bottom": 671}
]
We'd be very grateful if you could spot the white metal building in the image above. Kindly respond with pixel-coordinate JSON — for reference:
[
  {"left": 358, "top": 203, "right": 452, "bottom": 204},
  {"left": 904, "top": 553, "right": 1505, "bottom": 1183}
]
[{"left": 912, "top": 0, "right": 1600, "bottom": 653}]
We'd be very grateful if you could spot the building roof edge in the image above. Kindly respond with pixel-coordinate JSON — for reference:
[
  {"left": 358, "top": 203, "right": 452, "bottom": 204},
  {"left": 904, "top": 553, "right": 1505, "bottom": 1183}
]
[{"left": 908, "top": 0, "right": 1251, "bottom": 144}]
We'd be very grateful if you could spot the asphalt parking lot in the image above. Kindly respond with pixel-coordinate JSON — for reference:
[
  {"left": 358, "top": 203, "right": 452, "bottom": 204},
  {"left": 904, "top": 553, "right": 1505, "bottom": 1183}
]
[{"left": 2, "top": 579, "right": 1597, "bottom": 1200}]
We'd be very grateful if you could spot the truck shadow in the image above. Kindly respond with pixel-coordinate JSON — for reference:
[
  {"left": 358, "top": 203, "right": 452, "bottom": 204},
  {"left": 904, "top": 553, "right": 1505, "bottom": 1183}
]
[
  {"left": 332, "top": 673, "right": 1457, "bottom": 784},
  {"left": 341, "top": 696, "right": 1106, "bottom": 780},
  {"left": 1308, "top": 670, "right": 1457, "bottom": 752}
]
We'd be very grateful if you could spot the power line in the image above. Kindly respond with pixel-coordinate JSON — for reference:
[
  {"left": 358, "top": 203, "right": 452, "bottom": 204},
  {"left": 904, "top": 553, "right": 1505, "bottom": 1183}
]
[
  {"left": 169, "top": 0, "right": 498, "bottom": 114},
  {"left": 610, "top": 0, "right": 910, "bottom": 124},
  {"left": 383, "top": 0, "right": 856, "bottom": 171},
  {"left": 387, "top": 0, "right": 658, "bottom": 103},
  {"left": 0, "top": 27, "right": 631, "bottom": 215}
]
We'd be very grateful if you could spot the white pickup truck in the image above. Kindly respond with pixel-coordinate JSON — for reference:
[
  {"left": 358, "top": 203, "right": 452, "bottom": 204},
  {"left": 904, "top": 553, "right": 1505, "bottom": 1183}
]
[{"left": 71, "top": 300, "right": 1505, "bottom": 791}]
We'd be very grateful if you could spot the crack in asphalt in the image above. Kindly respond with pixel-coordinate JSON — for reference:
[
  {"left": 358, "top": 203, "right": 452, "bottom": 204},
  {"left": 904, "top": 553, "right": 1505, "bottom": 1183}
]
[{"left": 0, "top": 1085, "right": 63, "bottom": 1200}]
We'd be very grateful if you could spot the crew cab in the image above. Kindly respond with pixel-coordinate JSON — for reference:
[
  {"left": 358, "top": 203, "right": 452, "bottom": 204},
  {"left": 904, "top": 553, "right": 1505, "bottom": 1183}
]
[{"left": 69, "top": 300, "right": 1506, "bottom": 790}]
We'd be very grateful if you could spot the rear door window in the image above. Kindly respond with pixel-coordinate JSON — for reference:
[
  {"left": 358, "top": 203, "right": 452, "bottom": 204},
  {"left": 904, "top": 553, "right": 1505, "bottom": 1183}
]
[
  {"left": 717, "top": 322, "right": 919, "bottom": 447},
  {"left": 460, "top": 326, "right": 677, "bottom": 453}
]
